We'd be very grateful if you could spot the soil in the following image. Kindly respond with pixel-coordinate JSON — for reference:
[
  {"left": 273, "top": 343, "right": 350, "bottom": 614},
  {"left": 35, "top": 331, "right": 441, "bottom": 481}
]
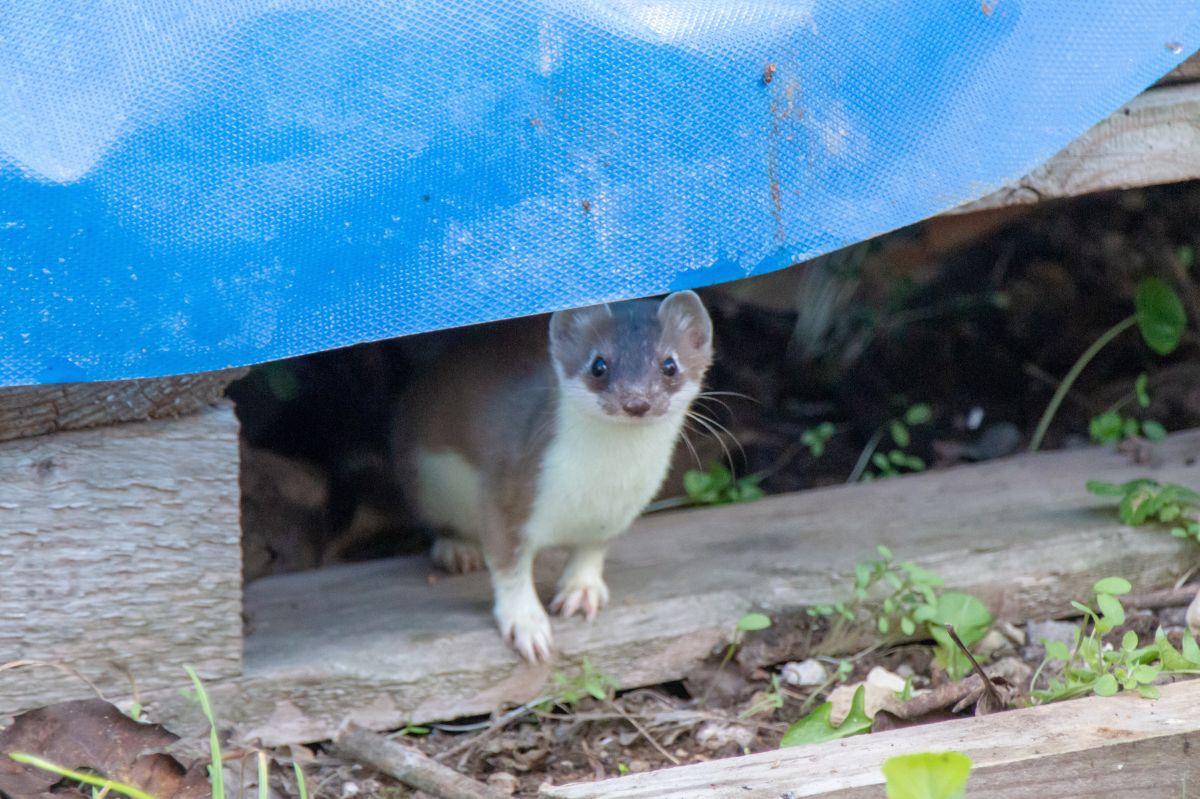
[{"left": 221, "top": 181, "right": 1200, "bottom": 797}]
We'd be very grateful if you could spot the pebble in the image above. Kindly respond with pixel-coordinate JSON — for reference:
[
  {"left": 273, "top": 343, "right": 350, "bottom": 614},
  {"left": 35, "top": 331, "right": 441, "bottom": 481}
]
[
  {"left": 780, "top": 658, "right": 827, "bottom": 686},
  {"left": 340, "top": 782, "right": 360, "bottom": 798},
  {"left": 1025, "top": 619, "right": 1077, "bottom": 650},
  {"left": 695, "top": 721, "right": 756, "bottom": 750},
  {"left": 487, "top": 773, "right": 519, "bottom": 795}
]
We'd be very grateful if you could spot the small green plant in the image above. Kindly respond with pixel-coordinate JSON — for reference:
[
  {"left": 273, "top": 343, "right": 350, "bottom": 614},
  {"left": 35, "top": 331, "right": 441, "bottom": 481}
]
[
  {"left": 1031, "top": 276, "right": 1186, "bottom": 451},
  {"left": 1088, "top": 373, "right": 1167, "bottom": 445},
  {"left": 1032, "top": 577, "right": 1163, "bottom": 702},
  {"left": 739, "top": 673, "right": 785, "bottom": 719},
  {"left": 294, "top": 762, "right": 309, "bottom": 799},
  {"left": 7, "top": 753, "right": 156, "bottom": 799},
  {"left": 184, "top": 664, "right": 225, "bottom": 799},
  {"left": 809, "top": 547, "right": 991, "bottom": 680},
  {"left": 882, "top": 752, "right": 972, "bottom": 799},
  {"left": 779, "top": 684, "right": 872, "bottom": 747},
  {"left": 855, "top": 404, "right": 931, "bottom": 482},
  {"left": 549, "top": 657, "right": 618, "bottom": 707},
  {"left": 801, "top": 422, "right": 836, "bottom": 457},
  {"left": 1087, "top": 478, "right": 1200, "bottom": 542},
  {"left": 705, "top": 613, "right": 772, "bottom": 704},
  {"left": 683, "top": 461, "right": 765, "bottom": 505}
]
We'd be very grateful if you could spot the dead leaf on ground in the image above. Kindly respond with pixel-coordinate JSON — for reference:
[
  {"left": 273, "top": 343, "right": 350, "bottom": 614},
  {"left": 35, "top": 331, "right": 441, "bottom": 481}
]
[{"left": 0, "top": 699, "right": 211, "bottom": 798}]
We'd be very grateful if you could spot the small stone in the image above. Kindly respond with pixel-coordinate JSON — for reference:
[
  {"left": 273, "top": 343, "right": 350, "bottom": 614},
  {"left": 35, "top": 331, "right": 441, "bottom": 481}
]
[
  {"left": 865, "top": 666, "right": 906, "bottom": 693},
  {"left": 340, "top": 782, "right": 360, "bottom": 798},
  {"left": 780, "top": 658, "right": 827, "bottom": 686},
  {"left": 998, "top": 620, "right": 1026, "bottom": 646},
  {"left": 895, "top": 663, "right": 915, "bottom": 678},
  {"left": 1026, "top": 619, "right": 1078, "bottom": 651},
  {"left": 487, "top": 773, "right": 519, "bottom": 795},
  {"left": 695, "top": 721, "right": 756, "bottom": 751},
  {"left": 628, "top": 759, "right": 651, "bottom": 773},
  {"left": 974, "top": 628, "right": 1013, "bottom": 658},
  {"left": 1189, "top": 590, "right": 1200, "bottom": 639}
]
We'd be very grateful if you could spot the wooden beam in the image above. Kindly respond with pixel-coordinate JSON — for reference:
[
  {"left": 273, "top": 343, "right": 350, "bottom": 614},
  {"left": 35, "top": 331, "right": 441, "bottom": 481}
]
[
  {"left": 955, "top": 83, "right": 1200, "bottom": 212},
  {"left": 0, "top": 367, "right": 247, "bottom": 443},
  {"left": 1153, "top": 49, "right": 1200, "bottom": 87},
  {"left": 542, "top": 678, "right": 1200, "bottom": 798},
  {"left": 147, "top": 431, "right": 1200, "bottom": 745},
  {"left": 0, "top": 404, "right": 243, "bottom": 718}
]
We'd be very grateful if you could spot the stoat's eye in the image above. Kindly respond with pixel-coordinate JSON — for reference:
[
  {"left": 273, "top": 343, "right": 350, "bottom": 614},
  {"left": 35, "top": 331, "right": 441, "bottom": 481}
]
[
  {"left": 590, "top": 356, "right": 608, "bottom": 378},
  {"left": 661, "top": 356, "right": 678, "bottom": 377}
]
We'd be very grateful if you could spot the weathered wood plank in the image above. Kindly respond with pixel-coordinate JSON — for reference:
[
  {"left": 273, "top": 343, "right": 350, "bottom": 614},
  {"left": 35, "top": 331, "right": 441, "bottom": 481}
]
[
  {"left": 0, "top": 368, "right": 246, "bottom": 443},
  {"left": 0, "top": 404, "right": 242, "bottom": 716},
  {"left": 148, "top": 431, "right": 1200, "bottom": 745},
  {"left": 955, "top": 83, "right": 1200, "bottom": 213},
  {"left": 543, "top": 678, "right": 1200, "bottom": 798},
  {"left": 1153, "top": 49, "right": 1200, "bottom": 86}
]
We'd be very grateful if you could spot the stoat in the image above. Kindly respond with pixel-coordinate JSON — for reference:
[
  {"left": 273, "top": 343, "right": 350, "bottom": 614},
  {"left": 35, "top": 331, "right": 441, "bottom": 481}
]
[{"left": 393, "top": 291, "right": 713, "bottom": 661}]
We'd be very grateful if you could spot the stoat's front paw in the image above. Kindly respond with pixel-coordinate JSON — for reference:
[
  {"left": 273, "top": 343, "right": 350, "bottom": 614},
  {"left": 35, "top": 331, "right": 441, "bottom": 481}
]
[
  {"left": 430, "top": 536, "right": 485, "bottom": 574},
  {"left": 549, "top": 576, "right": 610, "bottom": 621},
  {"left": 495, "top": 595, "right": 554, "bottom": 663}
]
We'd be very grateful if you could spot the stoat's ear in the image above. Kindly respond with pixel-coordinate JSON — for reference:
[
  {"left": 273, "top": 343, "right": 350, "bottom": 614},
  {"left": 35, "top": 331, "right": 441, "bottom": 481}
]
[
  {"left": 658, "top": 290, "right": 712, "bottom": 353},
  {"left": 549, "top": 302, "right": 613, "bottom": 355}
]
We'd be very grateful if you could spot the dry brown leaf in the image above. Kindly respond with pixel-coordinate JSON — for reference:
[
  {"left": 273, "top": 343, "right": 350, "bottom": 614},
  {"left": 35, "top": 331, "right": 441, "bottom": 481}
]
[{"left": 0, "top": 699, "right": 211, "bottom": 799}]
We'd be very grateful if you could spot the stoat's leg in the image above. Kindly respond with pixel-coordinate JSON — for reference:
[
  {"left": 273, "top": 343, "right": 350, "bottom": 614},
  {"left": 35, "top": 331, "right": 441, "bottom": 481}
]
[
  {"left": 482, "top": 508, "right": 552, "bottom": 662},
  {"left": 430, "top": 534, "right": 485, "bottom": 574},
  {"left": 549, "top": 545, "right": 610, "bottom": 621}
]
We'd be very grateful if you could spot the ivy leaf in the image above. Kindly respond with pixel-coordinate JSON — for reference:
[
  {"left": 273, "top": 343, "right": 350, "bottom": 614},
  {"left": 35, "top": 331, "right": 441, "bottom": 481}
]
[
  {"left": 882, "top": 752, "right": 972, "bottom": 799},
  {"left": 930, "top": 592, "right": 992, "bottom": 646},
  {"left": 780, "top": 685, "right": 872, "bottom": 748},
  {"left": 1135, "top": 277, "right": 1186, "bottom": 356}
]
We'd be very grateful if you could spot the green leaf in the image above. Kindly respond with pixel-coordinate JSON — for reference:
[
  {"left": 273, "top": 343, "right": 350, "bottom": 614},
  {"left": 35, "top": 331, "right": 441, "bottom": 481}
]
[
  {"left": 780, "top": 685, "right": 873, "bottom": 748},
  {"left": 1044, "top": 639, "right": 1072, "bottom": 661},
  {"left": 1121, "top": 630, "right": 1139, "bottom": 651},
  {"left": 1141, "top": 420, "right": 1167, "bottom": 442},
  {"left": 900, "top": 616, "right": 916, "bottom": 636},
  {"left": 882, "top": 752, "right": 972, "bottom": 799},
  {"left": 1089, "top": 410, "right": 1124, "bottom": 445},
  {"left": 1093, "top": 577, "right": 1132, "bottom": 595},
  {"left": 1137, "top": 684, "right": 1161, "bottom": 699},
  {"left": 737, "top": 612, "right": 772, "bottom": 632},
  {"left": 890, "top": 421, "right": 911, "bottom": 448},
  {"left": 1093, "top": 673, "right": 1119, "bottom": 696},
  {"left": 877, "top": 544, "right": 894, "bottom": 561},
  {"left": 1184, "top": 633, "right": 1200, "bottom": 664},
  {"left": 1135, "top": 277, "right": 1186, "bottom": 356},
  {"left": 930, "top": 592, "right": 992, "bottom": 646},
  {"left": 1130, "top": 664, "right": 1160, "bottom": 684},
  {"left": 905, "top": 404, "right": 933, "bottom": 426},
  {"left": 1096, "top": 593, "right": 1125, "bottom": 627},
  {"left": 872, "top": 452, "right": 891, "bottom": 471},
  {"left": 1086, "top": 480, "right": 1127, "bottom": 497},
  {"left": 1135, "top": 373, "right": 1151, "bottom": 408}
]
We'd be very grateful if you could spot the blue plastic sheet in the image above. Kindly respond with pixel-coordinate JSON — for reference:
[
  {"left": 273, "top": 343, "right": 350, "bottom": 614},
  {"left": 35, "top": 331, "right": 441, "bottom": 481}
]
[{"left": 1, "top": 2, "right": 1198, "bottom": 386}]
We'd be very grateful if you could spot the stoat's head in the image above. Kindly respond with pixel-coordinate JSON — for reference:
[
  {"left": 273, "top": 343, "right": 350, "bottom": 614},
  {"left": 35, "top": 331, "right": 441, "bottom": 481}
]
[{"left": 549, "top": 290, "right": 713, "bottom": 423}]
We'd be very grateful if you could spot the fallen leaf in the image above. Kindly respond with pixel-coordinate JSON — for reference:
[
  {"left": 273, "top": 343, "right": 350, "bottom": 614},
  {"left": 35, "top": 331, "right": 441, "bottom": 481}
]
[
  {"left": 0, "top": 699, "right": 211, "bottom": 799},
  {"left": 780, "top": 685, "right": 872, "bottom": 747}
]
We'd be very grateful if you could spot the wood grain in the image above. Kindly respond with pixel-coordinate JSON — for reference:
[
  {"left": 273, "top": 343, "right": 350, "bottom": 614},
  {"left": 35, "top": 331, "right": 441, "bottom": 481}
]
[
  {"left": 543, "top": 678, "right": 1200, "bottom": 798},
  {"left": 0, "top": 368, "right": 246, "bottom": 443},
  {"left": 146, "top": 432, "right": 1200, "bottom": 745},
  {"left": 0, "top": 404, "right": 242, "bottom": 716},
  {"left": 956, "top": 83, "right": 1200, "bottom": 212}
]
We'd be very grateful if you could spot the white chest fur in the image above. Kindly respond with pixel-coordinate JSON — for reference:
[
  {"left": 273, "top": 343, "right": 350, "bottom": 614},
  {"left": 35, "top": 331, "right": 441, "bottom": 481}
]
[{"left": 523, "top": 396, "right": 685, "bottom": 551}]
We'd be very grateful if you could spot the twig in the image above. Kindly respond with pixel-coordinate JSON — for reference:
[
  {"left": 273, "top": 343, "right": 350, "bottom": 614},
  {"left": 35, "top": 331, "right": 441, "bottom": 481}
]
[
  {"left": 1125, "top": 583, "right": 1200, "bottom": 610},
  {"left": 432, "top": 695, "right": 550, "bottom": 762},
  {"left": 604, "top": 700, "right": 681, "bottom": 765},
  {"left": 944, "top": 625, "right": 1002, "bottom": 712},
  {"left": 847, "top": 425, "right": 886, "bottom": 483},
  {"left": 335, "top": 722, "right": 505, "bottom": 799}
]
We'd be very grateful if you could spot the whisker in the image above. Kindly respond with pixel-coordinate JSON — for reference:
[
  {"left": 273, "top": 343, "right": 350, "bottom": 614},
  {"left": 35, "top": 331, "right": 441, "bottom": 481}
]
[
  {"left": 699, "top": 390, "right": 760, "bottom": 404},
  {"left": 693, "top": 395, "right": 735, "bottom": 417},
  {"left": 686, "top": 410, "right": 736, "bottom": 474},
  {"left": 691, "top": 410, "right": 747, "bottom": 466},
  {"left": 678, "top": 428, "right": 702, "bottom": 470}
]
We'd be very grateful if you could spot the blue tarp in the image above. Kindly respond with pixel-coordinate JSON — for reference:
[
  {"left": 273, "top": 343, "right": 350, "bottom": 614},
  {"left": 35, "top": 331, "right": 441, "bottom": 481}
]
[{"left": 1, "top": 1, "right": 1198, "bottom": 386}]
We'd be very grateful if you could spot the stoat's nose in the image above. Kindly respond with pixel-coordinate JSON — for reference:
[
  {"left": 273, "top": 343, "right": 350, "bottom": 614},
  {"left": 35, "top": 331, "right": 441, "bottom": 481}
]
[{"left": 621, "top": 397, "right": 651, "bottom": 417}]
